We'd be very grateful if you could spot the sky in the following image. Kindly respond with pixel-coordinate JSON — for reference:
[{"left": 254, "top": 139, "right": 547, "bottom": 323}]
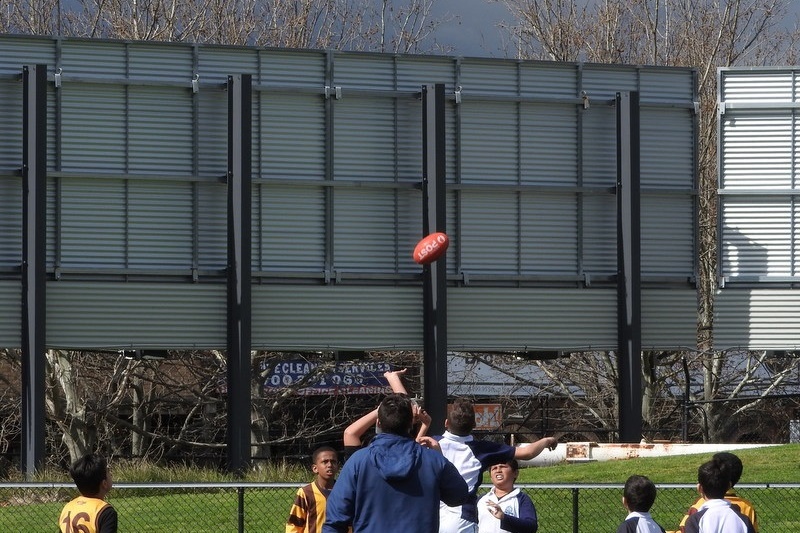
[{"left": 428, "top": 0, "right": 512, "bottom": 58}]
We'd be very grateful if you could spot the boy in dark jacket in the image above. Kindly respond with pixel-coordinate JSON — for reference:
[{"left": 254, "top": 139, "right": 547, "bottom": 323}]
[{"left": 324, "top": 394, "right": 468, "bottom": 533}]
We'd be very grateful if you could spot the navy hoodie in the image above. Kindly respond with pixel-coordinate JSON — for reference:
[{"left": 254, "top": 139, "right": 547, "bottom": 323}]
[{"left": 324, "top": 433, "right": 468, "bottom": 533}]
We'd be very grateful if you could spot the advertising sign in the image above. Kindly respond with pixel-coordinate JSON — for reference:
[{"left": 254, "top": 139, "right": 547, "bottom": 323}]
[
  {"left": 262, "top": 359, "right": 393, "bottom": 396},
  {"left": 474, "top": 403, "right": 503, "bottom": 430}
]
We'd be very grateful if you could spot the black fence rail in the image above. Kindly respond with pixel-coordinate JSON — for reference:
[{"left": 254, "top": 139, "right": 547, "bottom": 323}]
[{"left": 1, "top": 482, "right": 797, "bottom": 532}]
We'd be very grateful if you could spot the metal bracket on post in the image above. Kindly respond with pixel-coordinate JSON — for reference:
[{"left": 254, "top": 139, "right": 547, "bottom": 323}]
[{"left": 324, "top": 86, "right": 342, "bottom": 99}]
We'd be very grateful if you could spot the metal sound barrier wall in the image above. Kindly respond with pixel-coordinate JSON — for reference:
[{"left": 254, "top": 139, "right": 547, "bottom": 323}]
[
  {"left": 0, "top": 35, "right": 698, "bottom": 352},
  {"left": 716, "top": 67, "right": 800, "bottom": 350}
]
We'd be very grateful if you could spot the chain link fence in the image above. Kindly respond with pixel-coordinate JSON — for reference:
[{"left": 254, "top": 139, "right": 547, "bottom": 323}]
[{"left": 2, "top": 482, "right": 798, "bottom": 532}]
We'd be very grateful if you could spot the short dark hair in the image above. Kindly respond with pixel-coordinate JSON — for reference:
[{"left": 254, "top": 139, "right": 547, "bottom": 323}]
[
  {"left": 623, "top": 475, "right": 657, "bottom": 512},
  {"left": 712, "top": 452, "right": 743, "bottom": 486},
  {"left": 698, "top": 457, "right": 731, "bottom": 499},
  {"left": 378, "top": 393, "right": 413, "bottom": 435},
  {"left": 447, "top": 398, "right": 475, "bottom": 436},
  {"left": 69, "top": 453, "right": 108, "bottom": 497},
  {"left": 490, "top": 458, "right": 519, "bottom": 472},
  {"left": 311, "top": 446, "right": 337, "bottom": 464}
]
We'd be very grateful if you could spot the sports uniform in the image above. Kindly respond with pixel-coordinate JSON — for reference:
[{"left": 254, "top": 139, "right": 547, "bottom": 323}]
[
  {"left": 678, "top": 490, "right": 758, "bottom": 532},
  {"left": 436, "top": 431, "right": 517, "bottom": 533},
  {"left": 286, "top": 480, "right": 332, "bottom": 533},
  {"left": 58, "top": 496, "right": 117, "bottom": 533},
  {"left": 617, "top": 511, "right": 666, "bottom": 533},
  {"left": 682, "top": 499, "right": 755, "bottom": 533},
  {"left": 477, "top": 487, "right": 538, "bottom": 533}
]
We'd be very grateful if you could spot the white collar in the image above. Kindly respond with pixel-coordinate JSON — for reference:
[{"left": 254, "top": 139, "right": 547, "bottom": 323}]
[
  {"left": 490, "top": 487, "right": 520, "bottom": 502},
  {"left": 442, "top": 430, "right": 473, "bottom": 443}
]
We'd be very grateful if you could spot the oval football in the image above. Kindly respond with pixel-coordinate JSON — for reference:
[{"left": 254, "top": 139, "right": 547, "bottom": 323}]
[{"left": 413, "top": 232, "right": 449, "bottom": 264}]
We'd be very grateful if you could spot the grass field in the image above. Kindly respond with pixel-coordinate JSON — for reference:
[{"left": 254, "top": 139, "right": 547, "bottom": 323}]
[{"left": 1, "top": 444, "right": 798, "bottom": 532}]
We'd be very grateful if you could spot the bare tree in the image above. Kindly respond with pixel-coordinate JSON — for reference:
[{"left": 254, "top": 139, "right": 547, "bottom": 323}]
[{"left": 0, "top": 0, "right": 449, "bottom": 53}]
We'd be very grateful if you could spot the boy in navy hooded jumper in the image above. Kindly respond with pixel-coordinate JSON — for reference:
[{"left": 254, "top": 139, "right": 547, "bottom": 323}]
[{"left": 324, "top": 394, "right": 468, "bottom": 533}]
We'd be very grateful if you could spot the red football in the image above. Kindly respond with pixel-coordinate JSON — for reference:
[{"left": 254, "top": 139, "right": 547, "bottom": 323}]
[{"left": 413, "top": 232, "right": 449, "bottom": 264}]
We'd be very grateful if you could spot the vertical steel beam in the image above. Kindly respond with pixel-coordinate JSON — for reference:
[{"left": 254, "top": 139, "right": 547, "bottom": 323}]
[
  {"left": 421, "top": 84, "right": 448, "bottom": 434},
  {"left": 616, "top": 91, "right": 642, "bottom": 442},
  {"left": 21, "top": 64, "right": 47, "bottom": 478},
  {"left": 227, "top": 74, "right": 252, "bottom": 473}
]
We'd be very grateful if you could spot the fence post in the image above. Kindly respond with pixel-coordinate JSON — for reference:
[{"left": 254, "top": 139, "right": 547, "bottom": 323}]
[
  {"left": 572, "top": 487, "right": 579, "bottom": 533},
  {"left": 238, "top": 486, "right": 245, "bottom": 533}
]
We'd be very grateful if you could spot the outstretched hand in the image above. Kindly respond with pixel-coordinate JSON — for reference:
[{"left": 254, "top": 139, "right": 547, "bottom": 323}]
[{"left": 416, "top": 436, "right": 441, "bottom": 452}]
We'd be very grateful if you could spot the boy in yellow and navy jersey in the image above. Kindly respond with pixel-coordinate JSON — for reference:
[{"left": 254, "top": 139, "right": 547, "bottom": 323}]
[
  {"left": 677, "top": 452, "right": 758, "bottom": 533},
  {"left": 59, "top": 453, "right": 117, "bottom": 533},
  {"left": 286, "top": 446, "right": 341, "bottom": 533}
]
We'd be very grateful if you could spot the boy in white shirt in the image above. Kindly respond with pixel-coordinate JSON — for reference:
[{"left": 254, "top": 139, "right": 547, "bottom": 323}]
[
  {"left": 477, "top": 459, "right": 537, "bottom": 533},
  {"left": 617, "top": 474, "right": 666, "bottom": 533}
]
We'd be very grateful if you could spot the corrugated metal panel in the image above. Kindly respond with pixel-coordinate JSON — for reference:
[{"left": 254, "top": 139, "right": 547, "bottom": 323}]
[
  {"left": 460, "top": 102, "right": 518, "bottom": 184},
  {"left": 0, "top": 75, "right": 22, "bottom": 172},
  {"left": 47, "top": 282, "right": 226, "bottom": 348},
  {"left": 721, "top": 69, "right": 795, "bottom": 103},
  {"left": 197, "top": 88, "right": 228, "bottom": 179},
  {"left": 520, "top": 103, "right": 578, "bottom": 185},
  {"left": 639, "top": 68, "right": 696, "bottom": 104},
  {"left": 0, "top": 36, "right": 55, "bottom": 74},
  {"left": 396, "top": 98, "right": 423, "bottom": 181},
  {"left": 259, "top": 50, "right": 325, "bottom": 87},
  {"left": 721, "top": 111, "right": 793, "bottom": 189},
  {"left": 60, "top": 40, "right": 128, "bottom": 78},
  {"left": 640, "top": 108, "right": 695, "bottom": 189},
  {"left": 459, "top": 59, "right": 519, "bottom": 96},
  {"left": 460, "top": 191, "right": 518, "bottom": 274},
  {"left": 581, "top": 195, "right": 617, "bottom": 275},
  {"left": 333, "top": 97, "right": 396, "bottom": 181},
  {"left": 61, "top": 84, "right": 127, "bottom": 172},
  {"left": 0, "top": 35, "right": 700, "bottom": 352},
  {"left": 581, "top": 105, "right": 616, "bottom": 188},
  {"left": 582, "top": 65, "right": 638, "bottom": 100},
  {"left": 449, "top": 288, "right": 617, "bottom": 350},
  {"left": 641, "top": 289, "right": 697, "bottom": 348},
  {"left": 333, "top": 53, "right": 395, "bottom": 90},
  {"left": 129, "top": 86, "right": 193, "bottom": 174},
  {"left": 714, "top": 289, "right": 800, "bottom": 350},
  {"left": 520, "top": 193, "right": 578, "bottom": 274},
  {"left": 333, "top": 189, "right": 399, "bottom": 272},
  {"left": 129, "top": 42, "right": 194, "bottom": 82},
  {"left": 197, "top": 46, "right": 259, "bottom": 84},
  {"left": 128, "top": 181, "right": 194, "bottom": 268},
  {"left": 256, "top": 185, "right": 325, "bottom": 272},
  {"left": 0, "top": 281, "right": 21, "bottom": 347},
  {"left": 641, "top": 195, "right": 694, "bottom": 277},
  {"left": 721, "top": 198, "right": 792, "bottom": 277},
  {"left": 196, "top": 181, "right": 227, "bottom": 271},
  {"left": 46, "top": 178, "right": 56, "bottom": 268},
  {"left": 718, "top": 69, "right": 799, "bottom": 284},
  {"left": 60, "top": 178, "right": 126, "bottom": 268},
  {"left": 0, "top": 176, "right": 21, "bottom": 268},
  {"left": 396, "top": 56, "right": 456, "bottom": 92},
  {"left": 260, "top": 93, "right": 325, "bottom": 179},
  {"left": 252, "top": 285, "right": 422, "bottom": 349},
  {"left": 519, "top": 62, "right": 578, "bottom": 98}
]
